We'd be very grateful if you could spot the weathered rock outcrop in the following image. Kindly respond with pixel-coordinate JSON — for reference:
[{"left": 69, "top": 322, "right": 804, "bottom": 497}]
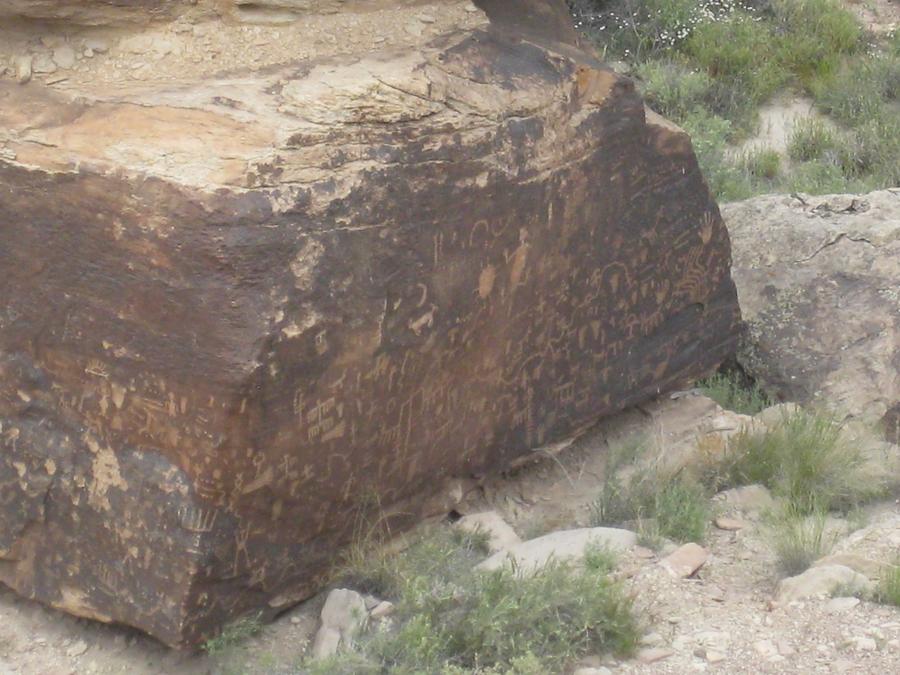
[
  {"left": 726, "top": 190, "right": 899, "bottom": 437},
  {"left": 0, "top": 0, "right": 740, "bottom": 647}
]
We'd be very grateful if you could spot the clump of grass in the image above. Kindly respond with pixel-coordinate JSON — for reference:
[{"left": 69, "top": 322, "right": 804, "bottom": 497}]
[
  {"left": 707, "top": 410, "right": 882, "bottom": 514},
  {"left": 686, "top": 14, "right": 788, "bottom": 110},
  {"left": 874, "top": 561, "right": 900, "bottom": 607},
  {"left": 636, "top": 59, "right": 715, "bottom": 120},
  {"left": 203, "top": 613, "right": 263, "bottom": 657},
  {"left": 742, "top": 147, "right": 781, "bottom": 180},
  {"left": 311, "top": 527, "right": 639, "bottom": 673},
  {"left": 677, "top": 108, "right": 755, "bottom": 200},
  {"left": 697, "top": 371, "right": 771, "bottom": 415},
  {"left": 785, "top": 160, "right": 849, "bottom": 194},
  {"left": 788, "top": 118, "right": 839, "bottom": 162},
  {"left": 771, "top": 0, "right": 862, "bottom": 85},
  {"left": 765, "top": 506, "right": 836, "bottom": 577},
  {"left": 591, "top": 454, "right": 711, "bottom": 546}
]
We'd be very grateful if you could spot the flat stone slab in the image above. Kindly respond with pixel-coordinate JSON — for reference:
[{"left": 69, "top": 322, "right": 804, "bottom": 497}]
[{"left": 476, "top": 527, "right": 638, "bottom": 573}]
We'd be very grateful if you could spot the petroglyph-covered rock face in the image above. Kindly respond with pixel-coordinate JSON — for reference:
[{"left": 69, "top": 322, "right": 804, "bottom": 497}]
[{"left": 0, "top": 0, "right": 740, "bottom": 648}]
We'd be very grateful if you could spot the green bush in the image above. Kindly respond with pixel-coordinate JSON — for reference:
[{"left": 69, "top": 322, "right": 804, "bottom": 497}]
[
  {"left": 687, "top": 16, "right": 788, "bottom": 105},
  {"left": 203, "top": 613, "right": 263, "bottom": 657},
  {"left": 679, "top": 109, "right": 754, "bottom": 201},
  {"left": 786, "top": 160, "right": 849, "bottom": 194},
  {"left": 742, "top": 147, "right": 782, "bottom": 179},
  {"left": 788, "top": 118, "right": 839, "bottom": 162},
  {"left": 591, "top": 466, "right": 711, "bottom": 546},
  {"left": 698, "top": 372, "right": 771, "bottom": 415},
  {"left": 813, "top": 55, "right": 900, "bottom": 126},
  {"left": 707, "top": 410, "right": 882, "bottom": 514},
  {"left": 875, "top": 561, "right": 900, "bottom": 608},
  {"left": 637, "top": 59, "right": 715, "bottom": 120},
  {"left": 312, "top": 527, "right": 639, "bottom": 674},
  {"left": 578, "top": 0, "right": 895, "bottom": 203},
  {"left": 765, "top": 506, "right": 836, "bottom": 577},
  {"left": 771, "top": 0, "right": 862, "bottom": 84}
]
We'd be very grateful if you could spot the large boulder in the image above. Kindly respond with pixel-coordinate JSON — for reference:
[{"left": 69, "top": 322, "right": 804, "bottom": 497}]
[
  {"left": 0, "top": 0, "right": 740, "bottom": 647},
  {"left": 725, "top": 191, "right": 899, "bottom": 435}
]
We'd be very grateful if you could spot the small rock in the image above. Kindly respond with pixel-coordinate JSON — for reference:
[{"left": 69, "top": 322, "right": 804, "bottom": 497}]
[
  {"left": 477, "top": 527, "right": 636, "bottom": 573},
  {"left": 695, "top": 630, "right": 731, "bottom": 652},
  {"left": 660, "top": 543, "right": 708, "bottom": 578},
  {"left": 15, "top": 55, "right": 32, "bottom": 84},
  {"left": 418, "top": 13, "right": 437, "bottom": 23},
  {"left": 607, "top": 61, "right": 632, "bottom": 75},
  {"left": 850, "top": 636, "right": 877, "bottom": 651},
  {"left": 777, "top": 638, "right": 795, "bottom": 656},
  {"left": 32, "top": 53, "right": 57, "bottom": 74},
  {"left": 370, "top": 601, "right": 394, "bottom": 619},
  {"left": 826, "top": 597, "right": 861, "bottom": 613},
  {"left": 66, "top": 641, "right": 88, "bottom": 658},
  {"left": 633, "top": 545, "right": 656, "bottom": 559},
  {"left": 637, "top": 647, "right": 674, "bottom": 664},
  {"left": 753, "top": 639, "right": 779, "bottom": 660},
  {"left": 707, "top": 585, "right": 726, "bottom": 602},
  {"left": 455, "top": 511, "right": 522, "bottom": 554},
  {"left": 83, "top": 38, "right": 109, "bottom": 54},
  {"left": 573, "top": 668, "right": 612, "bottom": 675},
  {"left": 362, "top": 594, "right": 381, "bottom": 610},
  {"left": 705, "top": 650, "right": 726, "bottom": 663},
  {"left": 641, "top": 631, "right": 664, "bottom": 646},
  {"left": 814, "top": 553, "right": 886, "bottom": 579},
  {"left": 311, "top": 588, "right": 367, "bottom": 659},
  {"left": 716, "top": 484, "right": 775, "bottom": 513},
  {"left": 52, "top": 44, "right": 76, "bottom": 69},
  {"left": 755, "top": 403, "right": 801, "bottom": 429},
  {"left": 311, "top": 627, "right": 341, "bottom": 660},
  {"left": 776, "top": 565, "right": 872, "bottom": 603},
  {"left": 290, "top": 615, "right": 301, "bottom": 625},
  {"left": 714, "top": 516, "right": 746, "bottom": 531}
]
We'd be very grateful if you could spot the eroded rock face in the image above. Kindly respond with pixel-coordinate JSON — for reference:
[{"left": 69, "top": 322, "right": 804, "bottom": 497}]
[
  {"left": 726, "top": 190, "right": 900, "bottom": 432},
  {"left": 0, "top": 0, "right": 740, "bottom": 647}
]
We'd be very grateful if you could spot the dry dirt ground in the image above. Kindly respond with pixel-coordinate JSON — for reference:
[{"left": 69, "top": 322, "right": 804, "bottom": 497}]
[{"left": 1, "top": 393, "right": 899, "bottom": 674}]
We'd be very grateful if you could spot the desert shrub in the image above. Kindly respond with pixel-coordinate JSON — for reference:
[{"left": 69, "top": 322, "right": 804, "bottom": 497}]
[
  {"left": 788, "top": 117, "right": 839, "bottom": 161},
  {"left": 679, "top": 109, "right": 755, "bottom": 200},
  {"left": 771, "top": 0, "right": 862, "bottom": 84},
  {"left": 785, "top": 160, "right": 850, "bottom": 194},
  {"left": 765, "top": 506, "right": 836, "bottom": 576},
  {"left": 741, "top": 147, "right": 782, "bottom": 179},
  {"left": 875, "top": 561, "right": 900, "bottom": 607},
  {"left": 707, "top": 410, "right": 882, "bottom": 514},
  {"left": 203, "top": 613, "right": 263, "bottom": 657},
  {"left": 698, "top": 371, "right": 771, "bottom": 415},
  {"left": 637, "top": 59, "right": 715, "bottom": 120},
  {"left": 813, "top": 55, "right": 900, "bottom": 125},
  {"left": 591, "top": 458, "right": 711, "bottom": 546},
  {"left": 310, "top": 527, "right": 639, "bottom": 674},
  {"left": 686, "top": 16, "right": 787, "bottom": 105},
  {"left": 569, "top": 0, "right": 739, "bottom": 61}
]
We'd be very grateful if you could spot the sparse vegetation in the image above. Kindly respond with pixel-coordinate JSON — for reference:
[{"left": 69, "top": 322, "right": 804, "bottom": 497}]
[
  {"left": 874, "top": 560, "right": 900, "bottom": 607},
  {"left": 569, "top": 0, "right": 900, "bottom": 200},
  {"left": 310, "top": 526, "right": 639, "bottom": 674},
  {"left": 764, "top": 505, "right": 836, "bottom": 576},
  {"left": 591, "top": 438, "right": 712, "bottom": 546},
  {"left": 704, "top": 410, "right": 881, "bottom": 514},
  {"left": 698, "top": 371, "right": 772, "bottom": 415},
  {"left": 203, "top": 612, "right": 264, "bottom": 673}
]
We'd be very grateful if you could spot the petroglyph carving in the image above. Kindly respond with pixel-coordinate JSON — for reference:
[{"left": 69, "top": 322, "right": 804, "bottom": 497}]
[{"left": 0, "top": 0, "right": 739, "bottom": 649}]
